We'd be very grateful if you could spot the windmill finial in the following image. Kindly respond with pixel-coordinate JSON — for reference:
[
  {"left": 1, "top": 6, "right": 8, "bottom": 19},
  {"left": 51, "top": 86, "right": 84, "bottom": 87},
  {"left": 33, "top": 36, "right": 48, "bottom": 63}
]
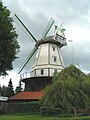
[
  {"left": 54, "top": 23, "right": 65, "bottom": 38},
  {"left": 54, "top": 25, "right": 58, "bottom": 35}
]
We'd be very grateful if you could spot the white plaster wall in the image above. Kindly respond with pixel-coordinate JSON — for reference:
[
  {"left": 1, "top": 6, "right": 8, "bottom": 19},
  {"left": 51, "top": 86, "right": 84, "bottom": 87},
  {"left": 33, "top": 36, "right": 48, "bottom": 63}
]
[
  {"left": 31, "top": 42, "right": 64, "bottom": 77},
  {"left": 50, "top": 43, "right": 61, "bottom": 65},
  {"left": 31, "top": 68, "right": 62, "bottom": 77},
  {"left": 37, "top": 44, "right": 48, "bottom": 65}
]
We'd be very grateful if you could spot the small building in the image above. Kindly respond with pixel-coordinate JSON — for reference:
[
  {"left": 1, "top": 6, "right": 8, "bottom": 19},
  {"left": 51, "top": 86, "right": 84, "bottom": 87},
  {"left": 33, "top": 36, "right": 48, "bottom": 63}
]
[{"left": 9, "top": 91, "right": 43, "bottom": 102}]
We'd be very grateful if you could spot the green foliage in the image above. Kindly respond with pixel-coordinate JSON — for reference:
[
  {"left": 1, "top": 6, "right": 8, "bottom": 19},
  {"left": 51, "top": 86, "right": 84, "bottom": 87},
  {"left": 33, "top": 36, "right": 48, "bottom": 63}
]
[
  {"left": 0, "top": 2, "right": 20, "bottom": 76},
  {"left": 40, "top": 65, "right": 90, "bottom": 115},
  {"left": 0, "top": 109, "right": 5, "bottom": 115},
  {"left": 40, "top": 106, "right": 61, "bottom": 116},
  {"left": 0, "top": 85, "right": 7, "bottom": 96},
  {"left": 17, "top": 102, "right": 40, "bottom": 113},
  {"left": 6, "top": 102, "right": 40, "bottom": 114},
  {"left": 6, "top": 79, "right": 14, "bottom": 97},
  {"left": 15, "top": 80, "right": 23, "bottom": 94},
  {"left": 53, "top": 65, "right": 85, "bottom": 82}
]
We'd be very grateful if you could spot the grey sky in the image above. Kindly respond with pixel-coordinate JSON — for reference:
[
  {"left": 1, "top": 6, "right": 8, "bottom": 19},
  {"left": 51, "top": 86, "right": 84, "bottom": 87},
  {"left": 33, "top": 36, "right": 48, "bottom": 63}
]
[
  {"left": 3, "top": 0, "right": 90, "bottom": 70},
  {"left": 0, "top": 0, "right": 90, "bottom": 87}
]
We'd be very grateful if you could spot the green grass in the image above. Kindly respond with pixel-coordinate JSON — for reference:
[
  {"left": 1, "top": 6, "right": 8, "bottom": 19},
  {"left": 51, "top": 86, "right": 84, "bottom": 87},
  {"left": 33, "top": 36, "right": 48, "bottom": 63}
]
[{"left": 0, "top": 115, "right": 90, "bottom": 120}]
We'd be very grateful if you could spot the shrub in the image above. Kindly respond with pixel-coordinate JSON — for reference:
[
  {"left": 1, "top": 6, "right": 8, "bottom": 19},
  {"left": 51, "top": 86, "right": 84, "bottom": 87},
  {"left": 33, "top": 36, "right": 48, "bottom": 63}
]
[
  {"left": 40, "top": 106, "right": 61, "bottom": 116},
  {"left": 6, "top": 102, "right": 41, "bottom": 114},
  {"left": 0, "top": 109, "right": 5, "bottom": 115}
]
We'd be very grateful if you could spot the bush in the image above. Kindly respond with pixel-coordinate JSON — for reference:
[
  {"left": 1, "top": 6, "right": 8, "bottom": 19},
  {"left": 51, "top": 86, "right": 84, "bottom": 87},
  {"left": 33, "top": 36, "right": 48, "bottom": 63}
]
[
  {"left": 6, "top": 102, "right": 41, "bottom": 114},
  {"left": 40, "top": 106, "right": 61, "bottom": 116},
  {"left": 0, "top": 109, "right": 5, "bottom": 115},
  {"left": 18, "top": 102, "right": 40, "bottom": 113}
]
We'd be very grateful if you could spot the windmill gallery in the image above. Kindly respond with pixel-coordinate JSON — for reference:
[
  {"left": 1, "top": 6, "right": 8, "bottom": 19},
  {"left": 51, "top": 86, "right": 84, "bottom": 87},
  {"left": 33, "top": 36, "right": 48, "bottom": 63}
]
[{"left": 9, "top": 15, "right": 67, "bottom": 102}]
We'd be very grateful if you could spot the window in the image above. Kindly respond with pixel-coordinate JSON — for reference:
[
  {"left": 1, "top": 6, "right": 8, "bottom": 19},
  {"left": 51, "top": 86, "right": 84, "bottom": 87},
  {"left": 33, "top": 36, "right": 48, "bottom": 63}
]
[
  {"left": 52, "top": 46, "right": 55, "bottom": 51},
  {"left": 53, "top": 56, "right": 57, "bottom": 62},
  {"left": 54, "top": 69, "right": 57, "bottom": 74},
  {"left": 35, "top": 71, "right": 36, "bottom": 76},
  {"left": 41, "top": 69, "right": 44, "bottom": 75}
]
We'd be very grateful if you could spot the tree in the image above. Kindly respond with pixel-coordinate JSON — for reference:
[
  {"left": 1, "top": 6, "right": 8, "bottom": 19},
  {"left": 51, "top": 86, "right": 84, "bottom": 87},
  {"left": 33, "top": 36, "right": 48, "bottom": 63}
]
[
  {"left": 15, "top": 80, "right": 23, "bottom": 94},
  {"left": 6, "top": 79, "right": 14, "bottom": 97},
  {"left": 0, "top": 2, "right": 20, "bottom": 76},
  {"left": 0, "top": 85, "right": 8, "bottom": 96},
  {"left": 40, "top": 65, "right": 90, "bottom": 116}
]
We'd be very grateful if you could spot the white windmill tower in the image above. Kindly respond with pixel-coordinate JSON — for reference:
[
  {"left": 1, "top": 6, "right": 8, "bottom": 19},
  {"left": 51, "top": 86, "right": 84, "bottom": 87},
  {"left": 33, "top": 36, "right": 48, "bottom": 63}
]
[
  {"left": 15, "top": 15, "right": 66, "bottom": 91},
  {"left": 31, "top": 26, "right": 66, "bottom": 77}
]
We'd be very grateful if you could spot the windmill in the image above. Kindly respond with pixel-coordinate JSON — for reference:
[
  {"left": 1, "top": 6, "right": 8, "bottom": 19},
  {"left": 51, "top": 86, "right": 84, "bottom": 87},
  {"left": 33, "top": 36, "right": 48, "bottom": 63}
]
[{"left": 15, "top": 14, "right": 67, "bottom": 91}]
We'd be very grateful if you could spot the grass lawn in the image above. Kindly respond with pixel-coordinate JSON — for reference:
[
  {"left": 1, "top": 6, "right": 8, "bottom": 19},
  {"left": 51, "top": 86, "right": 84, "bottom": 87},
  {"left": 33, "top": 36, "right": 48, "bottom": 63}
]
[{"left": 0, "top": 115, "right": 90, "bottom": 120}]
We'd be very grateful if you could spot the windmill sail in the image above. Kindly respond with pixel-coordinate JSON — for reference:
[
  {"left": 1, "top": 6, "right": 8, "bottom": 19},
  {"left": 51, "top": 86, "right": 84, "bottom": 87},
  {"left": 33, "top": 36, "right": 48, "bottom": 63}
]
[
  {"left": 42, "top": 18, "right": 55, "bottom": 38},
  {"left": 14, "top": 14, "right": 37, "bottom": 43},
  {"left": 18, "top": 47, "right": 37, "bottom": 74}
]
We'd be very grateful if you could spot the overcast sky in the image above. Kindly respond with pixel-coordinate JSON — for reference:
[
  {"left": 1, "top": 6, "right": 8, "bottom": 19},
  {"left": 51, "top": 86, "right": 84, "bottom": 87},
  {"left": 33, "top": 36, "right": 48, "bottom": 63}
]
[{"left": 1, "top": 0, "right": 90, "bottom": 88}]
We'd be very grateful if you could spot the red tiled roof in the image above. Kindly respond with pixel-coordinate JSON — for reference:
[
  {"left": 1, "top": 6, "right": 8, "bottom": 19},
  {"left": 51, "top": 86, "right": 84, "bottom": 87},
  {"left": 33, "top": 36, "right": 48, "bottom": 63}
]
[{"left": 9, "top": 91, "right": 43, "bottom": 101}]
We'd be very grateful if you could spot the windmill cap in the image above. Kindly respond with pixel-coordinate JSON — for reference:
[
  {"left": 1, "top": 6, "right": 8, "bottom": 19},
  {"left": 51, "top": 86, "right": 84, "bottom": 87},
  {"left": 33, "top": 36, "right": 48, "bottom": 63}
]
[{"left": 35, "top": 35, "right": 66, "bottom": 48}]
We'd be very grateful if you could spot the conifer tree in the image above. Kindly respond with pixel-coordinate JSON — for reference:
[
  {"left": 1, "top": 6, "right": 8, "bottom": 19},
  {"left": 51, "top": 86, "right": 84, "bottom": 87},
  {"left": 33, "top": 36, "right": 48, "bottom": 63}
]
[
  {"left": 15, "top": 80, "right": 23, "bottom": 94},
  {"left": 7, "top": 79, "right": 14, "bottom": 97},
  {"left": 0, "top": 85, "right": 7, "bottom": 96}
]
